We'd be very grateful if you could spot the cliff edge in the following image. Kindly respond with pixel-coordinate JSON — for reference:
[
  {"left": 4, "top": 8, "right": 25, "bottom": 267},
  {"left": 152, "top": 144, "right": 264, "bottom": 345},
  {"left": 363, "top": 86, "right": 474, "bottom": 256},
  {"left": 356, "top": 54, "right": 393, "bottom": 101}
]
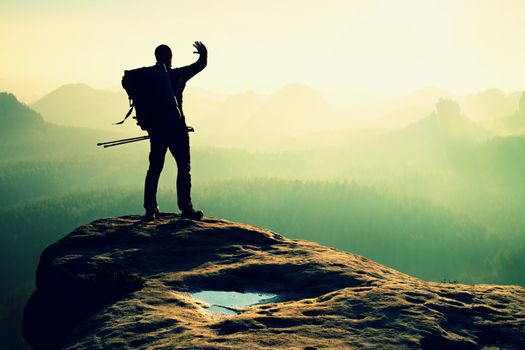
[{"left": 23, "top": 214, "right": 525, "bottom": 349}]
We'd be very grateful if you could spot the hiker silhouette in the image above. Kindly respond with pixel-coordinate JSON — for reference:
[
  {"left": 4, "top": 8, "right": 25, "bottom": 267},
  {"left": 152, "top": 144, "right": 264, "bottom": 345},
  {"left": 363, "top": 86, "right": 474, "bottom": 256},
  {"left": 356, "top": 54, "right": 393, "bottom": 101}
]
[{"left": 143, "top": 41, "right": 207, "bottom": 220}]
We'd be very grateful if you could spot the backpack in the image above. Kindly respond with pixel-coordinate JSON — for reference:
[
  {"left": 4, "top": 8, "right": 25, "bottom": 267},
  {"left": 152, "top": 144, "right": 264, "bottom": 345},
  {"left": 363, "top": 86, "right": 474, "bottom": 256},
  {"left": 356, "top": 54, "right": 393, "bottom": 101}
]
[{"left": 117, "top": 63, "right": 182, "bottom": 130}]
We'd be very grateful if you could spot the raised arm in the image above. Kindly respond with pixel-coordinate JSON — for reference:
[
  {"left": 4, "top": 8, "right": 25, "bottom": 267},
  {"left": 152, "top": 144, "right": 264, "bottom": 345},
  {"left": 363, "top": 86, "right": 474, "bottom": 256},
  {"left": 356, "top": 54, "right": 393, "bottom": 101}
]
[{"left": 174, "top": 41, "right": 207, "bottom": 81}]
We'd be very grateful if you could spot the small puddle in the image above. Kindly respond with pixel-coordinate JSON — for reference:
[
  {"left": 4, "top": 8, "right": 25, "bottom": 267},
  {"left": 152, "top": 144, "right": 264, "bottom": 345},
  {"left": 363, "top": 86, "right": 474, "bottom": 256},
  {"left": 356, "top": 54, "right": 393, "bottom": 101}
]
[{"left": 192, "top": 290, "right": 279, "bottom": 315}]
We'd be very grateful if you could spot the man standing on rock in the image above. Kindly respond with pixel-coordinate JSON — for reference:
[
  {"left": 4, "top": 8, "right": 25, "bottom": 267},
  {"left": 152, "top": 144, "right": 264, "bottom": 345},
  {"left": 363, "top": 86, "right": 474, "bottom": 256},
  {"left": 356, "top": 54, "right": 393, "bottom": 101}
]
[{"left": 144, "top": 41, "right": 207, "bottom": 221}]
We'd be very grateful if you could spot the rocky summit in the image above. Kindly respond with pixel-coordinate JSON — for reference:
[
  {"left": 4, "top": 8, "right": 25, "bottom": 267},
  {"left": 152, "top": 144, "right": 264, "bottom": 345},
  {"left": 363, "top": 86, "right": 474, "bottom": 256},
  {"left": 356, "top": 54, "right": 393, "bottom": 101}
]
[{"left": 23, "top": 214, "right": 525, "bottom": 349}]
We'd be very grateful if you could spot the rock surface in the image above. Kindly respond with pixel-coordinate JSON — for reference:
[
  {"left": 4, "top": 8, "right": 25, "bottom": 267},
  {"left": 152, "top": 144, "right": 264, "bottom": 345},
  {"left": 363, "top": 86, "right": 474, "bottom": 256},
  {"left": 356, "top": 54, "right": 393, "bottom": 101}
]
[{"left": 23, "top": 214, "right": 525, "bottom": 349}]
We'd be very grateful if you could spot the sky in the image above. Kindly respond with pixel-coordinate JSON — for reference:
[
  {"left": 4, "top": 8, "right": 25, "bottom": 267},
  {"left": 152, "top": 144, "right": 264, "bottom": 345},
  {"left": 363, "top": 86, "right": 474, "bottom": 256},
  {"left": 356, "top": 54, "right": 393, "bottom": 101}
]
[{"left": 1, "top": 0, "right": 524, "bottom": 102}]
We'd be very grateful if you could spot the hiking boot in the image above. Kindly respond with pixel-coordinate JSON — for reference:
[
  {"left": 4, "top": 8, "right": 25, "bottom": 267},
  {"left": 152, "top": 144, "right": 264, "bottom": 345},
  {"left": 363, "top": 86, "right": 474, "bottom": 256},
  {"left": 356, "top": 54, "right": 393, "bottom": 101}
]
[
  {"left": 144, "top": 207, "right": 160, "bottom": 221},
  {"left": 181, "top": 209, "right": 204, "bottom": 220}
]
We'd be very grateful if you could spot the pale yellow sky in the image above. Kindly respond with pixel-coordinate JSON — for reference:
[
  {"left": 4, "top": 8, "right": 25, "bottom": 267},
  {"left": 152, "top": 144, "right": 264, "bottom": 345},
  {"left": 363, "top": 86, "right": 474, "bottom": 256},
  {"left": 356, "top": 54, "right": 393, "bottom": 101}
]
[{"left": 1, "top": 0, "right": 524, "bottom": 102}]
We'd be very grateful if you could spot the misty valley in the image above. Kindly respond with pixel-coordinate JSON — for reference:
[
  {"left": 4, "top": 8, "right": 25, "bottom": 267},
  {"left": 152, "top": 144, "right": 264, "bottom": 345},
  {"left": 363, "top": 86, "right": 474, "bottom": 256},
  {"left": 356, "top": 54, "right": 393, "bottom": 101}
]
[{"left": 1, "top": 86, "right": 525, "bottom": 348}]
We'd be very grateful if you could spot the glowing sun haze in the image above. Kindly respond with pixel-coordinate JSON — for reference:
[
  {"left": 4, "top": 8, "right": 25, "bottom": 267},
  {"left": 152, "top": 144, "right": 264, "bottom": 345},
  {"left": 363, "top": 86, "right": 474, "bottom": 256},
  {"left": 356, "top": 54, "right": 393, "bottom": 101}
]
[{"left": 1, "top": 0, "right": 524, "bottom": 102}]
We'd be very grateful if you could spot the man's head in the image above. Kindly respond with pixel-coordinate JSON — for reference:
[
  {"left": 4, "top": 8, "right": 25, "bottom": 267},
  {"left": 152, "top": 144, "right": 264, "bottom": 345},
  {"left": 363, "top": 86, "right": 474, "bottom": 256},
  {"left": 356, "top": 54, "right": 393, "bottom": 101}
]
[{"left": 155, "top": 44, "right": 172, "bottom": 68}]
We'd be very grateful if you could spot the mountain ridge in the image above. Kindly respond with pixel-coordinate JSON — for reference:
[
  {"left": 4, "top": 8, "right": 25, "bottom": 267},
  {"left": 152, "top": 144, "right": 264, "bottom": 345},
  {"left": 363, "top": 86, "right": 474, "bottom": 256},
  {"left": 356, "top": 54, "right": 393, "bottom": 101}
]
[
  {"left": 0, "top": 92, "right": 44, "bottom": 130},
  {"left": 31, "top": 83, "right": 129, "bottom": 131},
  {"left": 0, "top": 91, "right": 122, "bottom": 160}
]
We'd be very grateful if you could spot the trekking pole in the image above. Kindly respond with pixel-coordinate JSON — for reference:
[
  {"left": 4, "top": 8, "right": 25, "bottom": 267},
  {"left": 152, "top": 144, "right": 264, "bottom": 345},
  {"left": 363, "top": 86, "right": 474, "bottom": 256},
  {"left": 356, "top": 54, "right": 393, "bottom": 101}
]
[
  {"left": 101, "top": 137, "right": 150, "bottom": 148},
  {"left": 97, "top": 135, "right": 149, "bottom": 146}
]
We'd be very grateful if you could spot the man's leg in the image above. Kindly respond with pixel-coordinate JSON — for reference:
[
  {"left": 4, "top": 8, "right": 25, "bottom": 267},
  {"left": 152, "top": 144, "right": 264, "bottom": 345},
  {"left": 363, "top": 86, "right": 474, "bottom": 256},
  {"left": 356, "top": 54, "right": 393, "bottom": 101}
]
[
  {"left": 144, "top": 134, "right": 168, "bottom": 219},
  {"left": 168, "top": 130, "right": 203, "bottom": 219}
]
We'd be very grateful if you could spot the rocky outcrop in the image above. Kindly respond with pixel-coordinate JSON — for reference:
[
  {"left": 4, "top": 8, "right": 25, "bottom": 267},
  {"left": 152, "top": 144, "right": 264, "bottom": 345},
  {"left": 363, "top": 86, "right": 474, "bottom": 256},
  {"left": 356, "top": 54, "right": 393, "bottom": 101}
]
[{"left": 24, "top": 214, "right": 525, "bottom": 349}]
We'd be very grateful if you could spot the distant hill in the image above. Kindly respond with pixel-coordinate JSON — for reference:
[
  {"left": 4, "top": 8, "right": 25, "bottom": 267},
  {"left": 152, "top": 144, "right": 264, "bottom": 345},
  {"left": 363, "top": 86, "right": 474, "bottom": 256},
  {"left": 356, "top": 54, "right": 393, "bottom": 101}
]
[
  {"left": 373, "top": 87, "right": 523, "bottom": 129},
  {"left": 377, "top": 103, "right": 437, "bottom": 129},
  {"left": 363, "top": 99, "right": 494, "bottom": 166},
  {"left": 373, "top": 87, "right": 456, "bottom": 128},
  {"left": 191, "top": 90, "right": 265, "bottom": 133},
  {"left": 460, "top": 88, "right": 521, "bottom": 121},
  {"left": 28, "top": 82, "right": 522, "bottom": 152},
  {"left": 0, "top": 92, "right": 121, "bottom": 161},
  {"left": 30, "top": 83, "right": 343, "bottom": 147},
  {"left": 245, "top": 83, "right": 337, "bottom": 136},
  {"left": 31, "top": 84, "right": 131, "bottom": 132},
  {"left": 186, "top": 83, "right": 346, "bottom": 150},
  {"left": 199, "top": 83, "right": 339, "bottom": 136},
  {"left": 0, "top": 92, "right": 44, "bottom": 132},
  {"left": 400, "top": 86, "right": 456, "bottom": 106},
  {"left": 395, "top": 99, "right": 492, "bottom": 144},
  {"left": 491, "top": 92, "right": 525, "bottom": 134}
]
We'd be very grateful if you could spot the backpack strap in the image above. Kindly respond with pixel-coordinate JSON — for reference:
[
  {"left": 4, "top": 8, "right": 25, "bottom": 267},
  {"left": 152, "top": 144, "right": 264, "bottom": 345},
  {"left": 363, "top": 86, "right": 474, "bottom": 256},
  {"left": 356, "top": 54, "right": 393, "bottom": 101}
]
[{"left": 113, "top": 99, "right": 135, "bottom": 125}]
